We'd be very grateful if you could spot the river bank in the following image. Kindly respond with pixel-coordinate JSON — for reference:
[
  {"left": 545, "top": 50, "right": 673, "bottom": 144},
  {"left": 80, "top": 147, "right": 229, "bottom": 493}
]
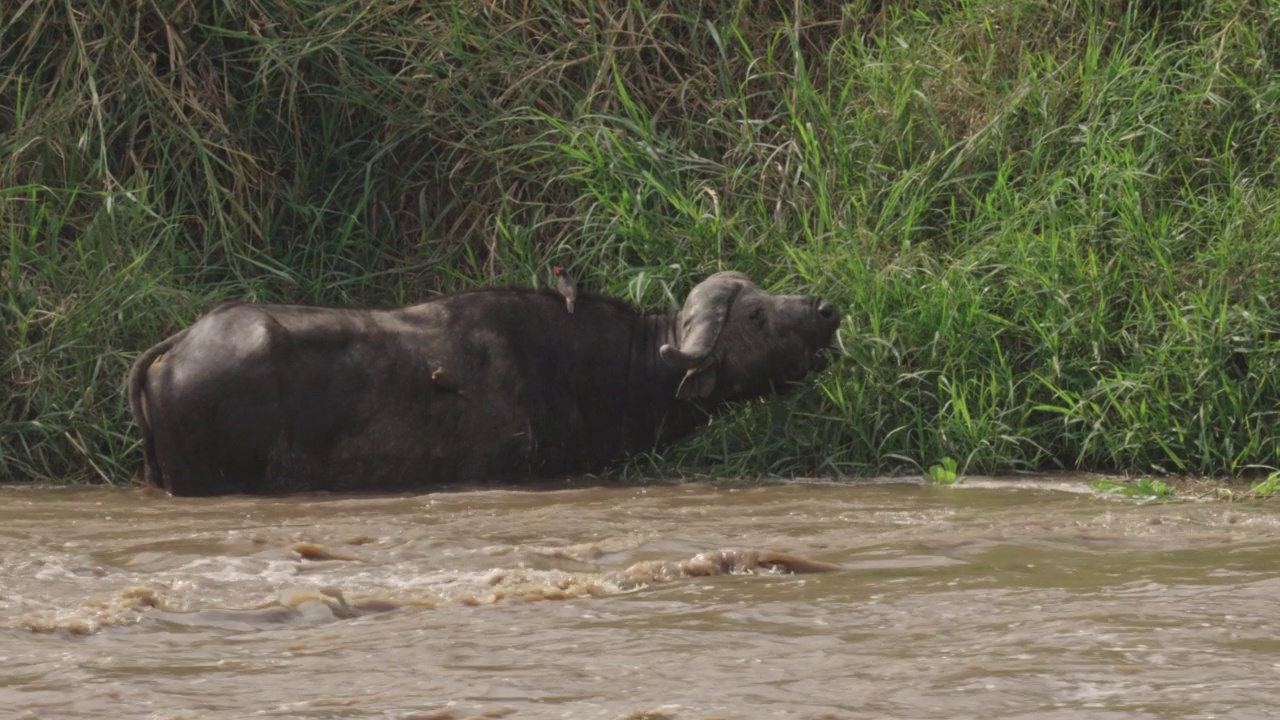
[{"left": 4, "top": 1, "right": 1278, "bottom": 485}]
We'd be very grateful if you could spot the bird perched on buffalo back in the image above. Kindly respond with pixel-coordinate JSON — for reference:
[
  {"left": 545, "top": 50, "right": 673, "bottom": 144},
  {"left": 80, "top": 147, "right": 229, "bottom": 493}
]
[{"left": 553, "top": 266, "right": 576, "bottom": 315}]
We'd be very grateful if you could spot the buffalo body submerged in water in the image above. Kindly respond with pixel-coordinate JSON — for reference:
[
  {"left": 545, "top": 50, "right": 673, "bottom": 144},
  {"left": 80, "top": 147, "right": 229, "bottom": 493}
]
[{"left": 128, "top": 272, "right": 840, "bottom": 496}]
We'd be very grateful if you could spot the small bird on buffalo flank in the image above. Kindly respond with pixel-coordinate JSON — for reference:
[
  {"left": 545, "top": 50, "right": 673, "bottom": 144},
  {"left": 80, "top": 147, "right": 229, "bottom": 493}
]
[{"left": 553, "top": 266, "right": 576, "bottom": 315}]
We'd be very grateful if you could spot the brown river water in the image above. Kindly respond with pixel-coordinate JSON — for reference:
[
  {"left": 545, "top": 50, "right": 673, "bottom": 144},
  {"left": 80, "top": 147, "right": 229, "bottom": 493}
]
[{"left": 2, "top": 478, "right": 1279, "bottom": 719}]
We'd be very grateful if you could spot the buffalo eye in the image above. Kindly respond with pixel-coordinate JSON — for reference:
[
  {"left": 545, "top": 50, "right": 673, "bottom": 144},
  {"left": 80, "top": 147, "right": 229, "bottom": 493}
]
[{"left": 748, "top": 306, "right": 767, "bottom": 330}]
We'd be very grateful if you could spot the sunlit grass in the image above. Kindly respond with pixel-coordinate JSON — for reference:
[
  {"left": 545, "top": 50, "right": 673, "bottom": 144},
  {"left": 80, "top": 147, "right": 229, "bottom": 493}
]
[{"left": 2, "top": 0, "right": 1278, "bottom": 485}]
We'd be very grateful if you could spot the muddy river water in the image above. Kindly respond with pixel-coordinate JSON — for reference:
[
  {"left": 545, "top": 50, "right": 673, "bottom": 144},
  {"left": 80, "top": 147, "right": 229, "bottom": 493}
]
[{"left": 2, "top": 478, "right": 1279, "bottom": 719}]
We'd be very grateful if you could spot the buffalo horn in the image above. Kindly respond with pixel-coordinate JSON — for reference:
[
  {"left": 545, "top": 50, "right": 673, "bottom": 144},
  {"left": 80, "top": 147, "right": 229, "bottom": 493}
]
[{"left": 659, "top": 271, "right": 750, "bottom": 370}]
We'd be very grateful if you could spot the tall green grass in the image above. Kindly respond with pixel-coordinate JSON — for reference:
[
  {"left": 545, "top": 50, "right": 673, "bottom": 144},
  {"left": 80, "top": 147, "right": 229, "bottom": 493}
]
[{"left": 3, "top": 0, "right": 1278, "bottom": 485}]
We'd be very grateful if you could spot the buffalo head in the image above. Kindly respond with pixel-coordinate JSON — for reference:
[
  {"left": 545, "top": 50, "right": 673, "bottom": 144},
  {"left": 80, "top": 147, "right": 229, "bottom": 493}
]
[{"left": 660, "top": 271, "right": 840, "bottom": 401}]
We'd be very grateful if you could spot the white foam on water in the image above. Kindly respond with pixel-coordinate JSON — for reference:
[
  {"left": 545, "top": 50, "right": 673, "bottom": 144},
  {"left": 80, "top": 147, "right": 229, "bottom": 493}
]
[{"left": 172, "top": 555, "right": 302, "bottom": 584}]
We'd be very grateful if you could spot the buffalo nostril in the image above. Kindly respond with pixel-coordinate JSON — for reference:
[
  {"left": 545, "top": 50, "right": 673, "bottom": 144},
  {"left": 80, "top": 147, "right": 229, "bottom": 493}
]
[{"left": 817, "top": 302, "right": 836, "bottom": 321}]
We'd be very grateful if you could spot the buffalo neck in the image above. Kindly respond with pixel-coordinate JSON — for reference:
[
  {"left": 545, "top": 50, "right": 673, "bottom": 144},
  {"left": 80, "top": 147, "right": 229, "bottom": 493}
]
[{"left": 624, "top": 310, "right": 710, "bottom": 451}]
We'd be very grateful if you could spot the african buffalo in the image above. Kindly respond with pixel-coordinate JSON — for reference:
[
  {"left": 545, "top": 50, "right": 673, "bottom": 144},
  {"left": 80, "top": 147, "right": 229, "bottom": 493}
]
[{"left": 127, "top": 271, "right": 840, "bottom": 496}]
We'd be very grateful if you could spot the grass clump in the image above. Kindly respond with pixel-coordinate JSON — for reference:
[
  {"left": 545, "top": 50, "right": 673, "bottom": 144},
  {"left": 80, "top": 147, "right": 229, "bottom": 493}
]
[
  {"left": 924, "top": 457, "right": 963, "bottom": 486},
  {"left": 1091, "top": 478, "right": 1176, "bottom": 500},
  {"left": 1248, "top": 472, "right": 1280, "bottom": 498},
  {"left": 3, "top": 0, "right": 1280, "bottom": 485}
]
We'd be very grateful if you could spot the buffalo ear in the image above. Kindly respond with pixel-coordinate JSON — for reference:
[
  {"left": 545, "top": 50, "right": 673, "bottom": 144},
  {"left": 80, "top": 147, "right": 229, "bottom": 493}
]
[{"left": 674, "top": 365, "right": 716, "bottom": 400}]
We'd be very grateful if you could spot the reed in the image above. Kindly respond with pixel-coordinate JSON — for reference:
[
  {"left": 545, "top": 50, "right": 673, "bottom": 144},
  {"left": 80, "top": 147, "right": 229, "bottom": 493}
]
[{"left": 3, "top": 0, "right": 1278, "bottom": 484}]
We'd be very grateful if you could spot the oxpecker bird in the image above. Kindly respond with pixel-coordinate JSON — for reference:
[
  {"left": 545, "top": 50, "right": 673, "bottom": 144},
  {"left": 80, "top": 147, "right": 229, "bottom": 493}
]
[{"left": 553, "top": 266, "right": 576, "bottom": 315}]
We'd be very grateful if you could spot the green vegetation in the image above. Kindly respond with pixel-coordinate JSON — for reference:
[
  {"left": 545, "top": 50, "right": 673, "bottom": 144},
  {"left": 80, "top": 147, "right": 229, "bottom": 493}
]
[
  {"left": 924, "top": 457, "right": 962, "bottom": 485},
  {"left": 3, "top": 1, "right": 1279, "bottom": 486},
  {"left": 1248, "top": 471, "right": 1280, "bottom": 497},
  {"left": 1090, "top": 477, "right": 1176, "bottom": 500}
]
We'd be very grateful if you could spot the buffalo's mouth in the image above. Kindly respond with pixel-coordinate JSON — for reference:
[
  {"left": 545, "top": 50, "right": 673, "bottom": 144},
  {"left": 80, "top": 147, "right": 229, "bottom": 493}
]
[
  {"left": 786, "top": 340, "right": 837, "bottom": 382},
  {"left": 811, "top": 340, "right": 837, "bottom": 372},
  {"left": 803, "top": 300, "right": 841, "bottom": 377}
]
